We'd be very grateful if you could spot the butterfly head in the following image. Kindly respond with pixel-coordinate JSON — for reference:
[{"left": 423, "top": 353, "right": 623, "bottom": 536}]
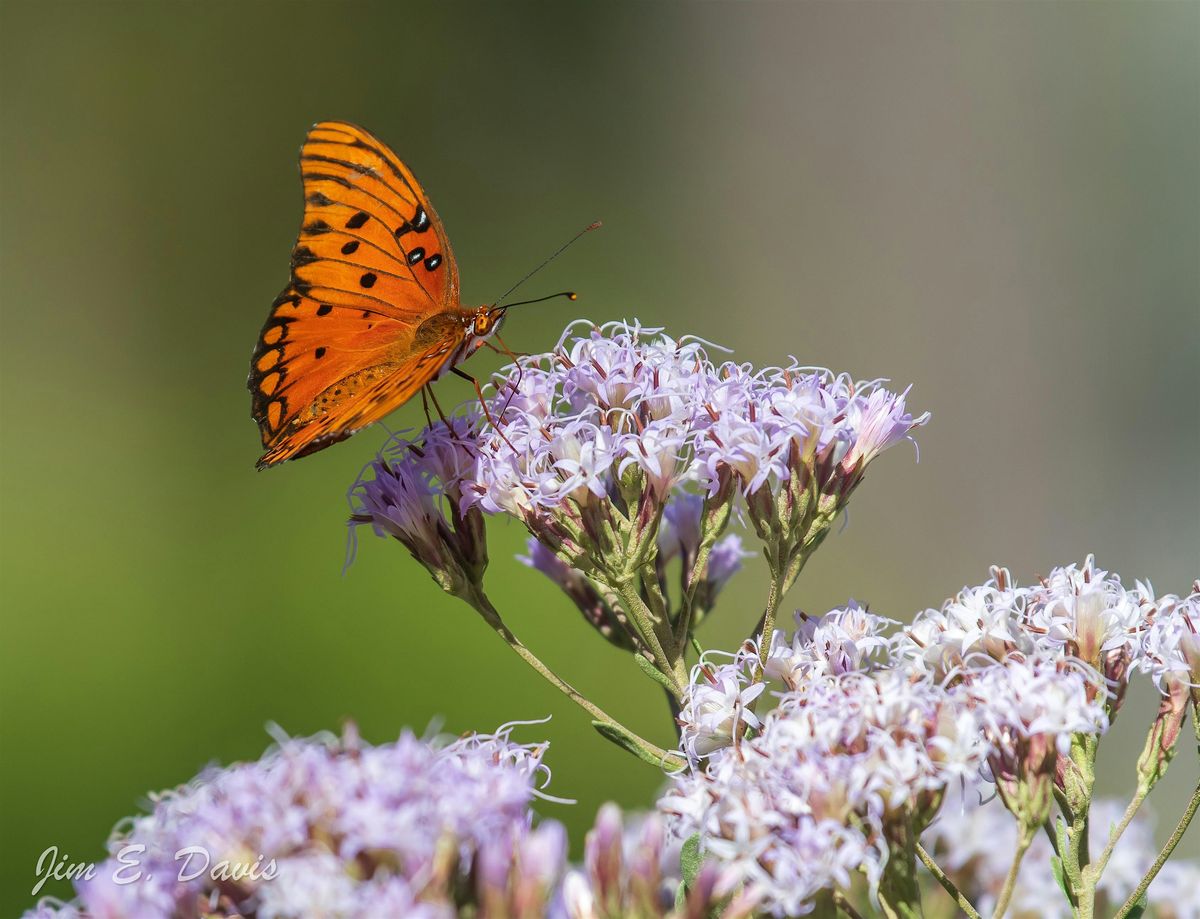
[
  {"left": 468, "top": 305, "right": 507, "bottom": 348},
  {"left": 463, "top": 291, "right": 578, "bottom": 359}
]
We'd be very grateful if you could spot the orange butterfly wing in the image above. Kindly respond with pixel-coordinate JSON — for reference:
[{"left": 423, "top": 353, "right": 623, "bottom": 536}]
[{"left": 249, "top": 122, "right": 468, "bottom": 467}]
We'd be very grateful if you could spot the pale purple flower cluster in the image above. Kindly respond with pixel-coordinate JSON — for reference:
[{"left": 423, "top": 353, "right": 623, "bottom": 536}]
[
  {"left": 924, "top": 785, "right": 1200, "bottom": 919},
  {"left": 967, "top": 657, "right": 1111, "bottom": 759},
  {"left": 350, "top": 415, "right": 486, "bottom": 597},
  {"left": 553, "top": 804, "right": 751, "bottom": 919},
  {"left": 467, "top": 321, "right": 925, "bottom": 515},
  {"left": 24, "top": 724, "right": 558, "bottom": 919},
  {"left": 464, "top": 321, "right": 926, "bottom": 595},
  {"left": 25, "top": 715, "right": 758, "bottom": 919},
  {"left": 349, "top": 320, "right": 926, "bottom": 687},
  {"left": 665, "top": 604, "right": 1109, "bottom": 915},
  {"left": 466, "top": 321, "right": 708, "bottom": 519}
]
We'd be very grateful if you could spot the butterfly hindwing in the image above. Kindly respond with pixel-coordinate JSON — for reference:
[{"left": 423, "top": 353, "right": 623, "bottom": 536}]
[
  {"left": 249, "top": 121, "right": 467, "bottom": 467},
  {"left": 250, "top": 289, "right": 468, "bottom": 468}
]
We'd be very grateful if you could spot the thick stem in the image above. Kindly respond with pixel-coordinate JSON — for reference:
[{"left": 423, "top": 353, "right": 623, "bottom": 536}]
[
  {"left": 464, "top": 587, "right": 680, "bottom": 765},
  {"left": 664, "top": 684, "right": 682, "bottom": 741},
  {"left": 914, "top": 842, "right": 983, "bottom": 919},
  {"left": 613, "top": 579, "right": 683, "bottom": 696},
  {"left": 992, "top": 823, "right": 1035, "bottom": 919},
  {"left": 1059, "top": 733, "right": 1099, "bottom": 918},
  {"left": 1072, "top": 812, "right": 1095, "bottom": 919},
  {"left": 757, "top": 567, "right": 785, "bottom": 669},
  {"left": 1113, "top": 779, "right": 1200, "bottom": 919}
]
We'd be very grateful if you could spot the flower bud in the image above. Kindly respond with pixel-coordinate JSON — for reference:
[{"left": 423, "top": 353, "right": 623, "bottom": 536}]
[{"left": 350, "top": 421, "right": 487, "bottom": 598}]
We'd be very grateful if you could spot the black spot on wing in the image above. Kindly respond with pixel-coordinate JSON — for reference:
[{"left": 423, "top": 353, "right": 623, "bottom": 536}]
[{"left": 291, "top": 246, "right": 317, "bottom": 268}]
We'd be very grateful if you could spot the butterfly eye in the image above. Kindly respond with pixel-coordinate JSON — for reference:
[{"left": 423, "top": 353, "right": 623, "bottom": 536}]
[{"left": 473, "top": 314, "right": 491, "bottom": 337}]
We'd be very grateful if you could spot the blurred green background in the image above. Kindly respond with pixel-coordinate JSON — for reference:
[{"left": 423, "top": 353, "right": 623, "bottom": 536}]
[{"left": 2, "top": 1, "right": 1198, "bottom": 912}]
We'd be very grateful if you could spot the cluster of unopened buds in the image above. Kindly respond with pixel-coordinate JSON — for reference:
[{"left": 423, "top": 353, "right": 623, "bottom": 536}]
[{"left": 30, "top": 322, "right": 1199, "bottom": 918}]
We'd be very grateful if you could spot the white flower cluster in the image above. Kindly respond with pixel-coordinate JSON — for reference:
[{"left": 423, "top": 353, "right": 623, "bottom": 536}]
[
  {"left": 898, "top": 556, "right": 1196, "bottom": 716},
  {"left": 1139, "top": 582, "right": 1200, "bottom": 692},
  {"left": 664, "top": 571, "right": 1143, "bottom": 916}
]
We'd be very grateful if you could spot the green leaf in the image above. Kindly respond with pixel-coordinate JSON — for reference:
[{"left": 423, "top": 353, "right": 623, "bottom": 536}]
[
  {"left": 591, "top": 720, "right": 667, "bottom": 767},
  {"left": 634, "top": 650, "right": 679, "bottom": 692},
  {"left": 673, "top": 878, "right": 687, "bottom": 913},
  {"left": 1050, "top": 855, "right": 1070, "bottom": 901},
  {"left": 681, "top": 833, "right": 703, "bottom": 888}
]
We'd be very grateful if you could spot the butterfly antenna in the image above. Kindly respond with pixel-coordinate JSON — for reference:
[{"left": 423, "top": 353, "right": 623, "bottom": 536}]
[
  {"left": 502, "top": 291, "right": 579, "bottom": 309},
  {"left": 491, "top": 221, "right": 602, "bottom": 308}
]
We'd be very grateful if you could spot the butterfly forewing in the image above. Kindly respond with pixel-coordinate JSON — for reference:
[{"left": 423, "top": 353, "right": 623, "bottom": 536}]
[
  {"left": 249, "top": 121, "right": 468, "bottom": 467},
  {"left": 299, "top": 122, "right": 459, "bottom": 308}
]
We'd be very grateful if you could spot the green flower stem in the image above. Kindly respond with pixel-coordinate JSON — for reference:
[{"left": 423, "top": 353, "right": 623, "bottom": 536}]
[
  {"left": 992, "top": 823, "right": 1036, "bottom": 919},
  {"left": 613, "top": 579, "right": 685, "bottom": 696},
  {"left": 755, "top": 547, "right": 812, "bottom": 676},
  {"left": 463, "top": 586, "right": 681, "bottom": 767},
  {"left": 832, "top": 890, "right": 867, "bottom": 919},
  {"left": 672, "top": 540, "right": 712, "bottom": 650},
  {"left": 914, "top": 842, "right": 982, "bottom": 919},
  {"left": 878, "top": 812, "right": 925, "bottom": 919},
  {"left": 1092, "top": 784, "right": 1150, "bottom": 880},
  {"left": 639, "top": 560, "right": 672, "bottom": 631},
  {"left": 757, "top": 562, "right": 786, "bottom": 672},
  {"left": 595, "top": 578, "right": 644, "bottom": 651},
  {"left": 1113, "top": 779, "right": 1200, "bottom": 919},
  {"left": 1059, "top": 733, "right": 1099, "bottom": 918}
]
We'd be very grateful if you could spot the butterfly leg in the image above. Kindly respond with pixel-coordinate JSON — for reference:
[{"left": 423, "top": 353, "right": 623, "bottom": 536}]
[
  {"left": 488, "top": 333, "right": 528, "bottom": 423},
  {"left": 420, "top": 386, "right": 435, "bottom": 428},
  {"left": 424, "top": 384, "right": 450, "bottom": 424},
  {"left": 451, "top": 367, "right": 520, "bottom": 452},
  {"left": 483, "top": 338, "right": 529, "bottom": 359}
]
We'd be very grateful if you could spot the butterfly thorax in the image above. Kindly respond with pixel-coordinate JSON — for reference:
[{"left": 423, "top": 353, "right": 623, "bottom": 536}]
[{"left": 414, "top": 305, "right": 505, "bottom": 382}]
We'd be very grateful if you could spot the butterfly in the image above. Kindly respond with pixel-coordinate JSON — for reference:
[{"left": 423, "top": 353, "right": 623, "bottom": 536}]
[{"left": 248, "top": 121, "right": 571, "bottom": 469}]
